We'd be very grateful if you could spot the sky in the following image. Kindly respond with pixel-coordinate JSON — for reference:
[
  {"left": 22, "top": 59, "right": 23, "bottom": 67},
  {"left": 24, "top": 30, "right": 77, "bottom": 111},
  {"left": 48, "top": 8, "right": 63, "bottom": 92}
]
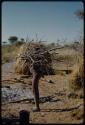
[{"left": 2, "top": 1, "right": 84, "bottom": 43}]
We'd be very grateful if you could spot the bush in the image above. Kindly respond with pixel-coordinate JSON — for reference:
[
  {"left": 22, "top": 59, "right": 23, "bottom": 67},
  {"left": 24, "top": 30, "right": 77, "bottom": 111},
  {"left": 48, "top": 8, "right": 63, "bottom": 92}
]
[{"left": 14, "top": 41, "right": 24, "bottom": 46}]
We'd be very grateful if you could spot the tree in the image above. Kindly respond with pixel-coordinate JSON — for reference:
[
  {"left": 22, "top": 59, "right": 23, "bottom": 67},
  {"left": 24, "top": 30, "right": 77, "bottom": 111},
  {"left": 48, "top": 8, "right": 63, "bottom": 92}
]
[
  {"left": 8, "top": 36, "right": 18, "bottom": 44},
  {"left": 50, "top": 42, "right": 55, "bottom": 47},
  {"left": 21, "top": 38, "right": 24, "bottom": 42},
  {"left": 75, "top": 10, "right": 84, "bottom": 20},
  {"left": 2, "top": 41, "right": 7, "bottom": 45},
  {"left": 75, "top": 9, "right": 84, "bottom": 45}
]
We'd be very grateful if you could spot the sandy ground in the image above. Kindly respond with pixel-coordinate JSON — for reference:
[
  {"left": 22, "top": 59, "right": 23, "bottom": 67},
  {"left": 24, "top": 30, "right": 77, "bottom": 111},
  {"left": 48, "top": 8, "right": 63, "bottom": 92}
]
[{"left": 1, "top": 61, "right": 84, "bottom": 124}]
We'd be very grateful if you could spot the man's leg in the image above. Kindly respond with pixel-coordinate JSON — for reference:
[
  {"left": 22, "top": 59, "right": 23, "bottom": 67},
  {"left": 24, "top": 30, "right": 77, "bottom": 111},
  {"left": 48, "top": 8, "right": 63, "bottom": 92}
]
[{"left": 32, "top": 72, "right": 41, "bottom": 111}]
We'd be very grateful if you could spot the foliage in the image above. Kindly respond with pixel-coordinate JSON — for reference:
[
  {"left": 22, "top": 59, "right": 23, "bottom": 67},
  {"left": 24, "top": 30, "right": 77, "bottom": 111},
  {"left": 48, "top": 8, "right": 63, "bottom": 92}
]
[
  {"left": 8, "top": 36, "right": 18, "bottom": 44},
  {"left": 14, "top": 41, "right": 25, "bottom": 46},
  {"left": 75, "top": 10, "right": 84, "bottom": 19},
  {"left": 20, "top": 38, "right": 24, "bottom": 42},
  {"left": 2, "top": 41, "right": 7, "bottom": 45}
]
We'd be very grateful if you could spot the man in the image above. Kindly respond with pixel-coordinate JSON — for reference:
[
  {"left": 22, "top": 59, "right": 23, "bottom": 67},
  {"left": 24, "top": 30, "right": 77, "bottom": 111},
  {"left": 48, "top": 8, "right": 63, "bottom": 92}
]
[
  {"left": 29, "top": 47, "right": 51, "bottom": 112},
  {"left": 30, "top": 61, "right": 43, "bottom": 112}
]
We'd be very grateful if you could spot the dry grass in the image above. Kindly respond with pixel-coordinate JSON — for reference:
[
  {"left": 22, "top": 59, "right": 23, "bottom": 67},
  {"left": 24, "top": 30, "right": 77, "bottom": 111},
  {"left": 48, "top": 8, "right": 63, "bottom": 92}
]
[
  {"left": 71, "top": 106, "right": 84, "bottom": 120},
  {"left": 15, "top": 59, "right": 31, "bottom": 75},
  {"left": 69, "top": 56, "right": 84, "bottom": 91},
  {"left": 2, "top": 44, "right": 20, "bottom": 63}
]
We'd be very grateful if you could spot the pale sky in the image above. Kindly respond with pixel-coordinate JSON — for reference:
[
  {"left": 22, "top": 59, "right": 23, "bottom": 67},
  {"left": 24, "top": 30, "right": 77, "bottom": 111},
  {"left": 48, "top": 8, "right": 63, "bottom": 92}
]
[{"left": 2, "top": 1, "right": 84, "bottom": 43}]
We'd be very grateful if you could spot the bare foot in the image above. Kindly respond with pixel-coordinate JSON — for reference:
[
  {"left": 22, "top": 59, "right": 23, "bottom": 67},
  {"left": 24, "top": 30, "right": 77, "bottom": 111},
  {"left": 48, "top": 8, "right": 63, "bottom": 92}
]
[{"left": 32, "top": 107, "right": 40, "bottom": 112}]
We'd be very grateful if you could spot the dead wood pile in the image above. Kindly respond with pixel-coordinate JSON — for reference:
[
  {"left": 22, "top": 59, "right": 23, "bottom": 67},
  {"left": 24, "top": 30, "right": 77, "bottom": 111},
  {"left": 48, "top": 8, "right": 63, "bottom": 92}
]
[{"left": 15, "top": 42, "right": 54, "bottom": 75}]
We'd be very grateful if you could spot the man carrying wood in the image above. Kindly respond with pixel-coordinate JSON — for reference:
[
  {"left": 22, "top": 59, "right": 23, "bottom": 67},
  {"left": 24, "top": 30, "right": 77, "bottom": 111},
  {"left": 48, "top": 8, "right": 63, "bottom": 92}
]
[
  {"left": 20, "top": 45, "right": 60, "bottom": 111},
  {"left": 30, "top": 54, "right": 47, "bottom": 112},
  {"left": 29, "top": 47, "right": 54, "bottom": 112}
]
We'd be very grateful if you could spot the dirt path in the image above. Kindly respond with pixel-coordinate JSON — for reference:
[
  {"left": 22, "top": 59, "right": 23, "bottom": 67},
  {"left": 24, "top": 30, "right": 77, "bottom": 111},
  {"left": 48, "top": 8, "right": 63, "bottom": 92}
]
[{"left": 2, "top": 62, "right": 84, "bottom": 124}]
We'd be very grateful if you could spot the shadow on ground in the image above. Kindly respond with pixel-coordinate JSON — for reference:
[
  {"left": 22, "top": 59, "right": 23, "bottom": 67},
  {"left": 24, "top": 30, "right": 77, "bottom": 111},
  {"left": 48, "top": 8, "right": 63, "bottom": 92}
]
[
  {"left": 41, "top": 104, "right": 82, "bottom": 112},
  {"left": 1, "top": 110, "right": 30, "bottom": 125}
]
